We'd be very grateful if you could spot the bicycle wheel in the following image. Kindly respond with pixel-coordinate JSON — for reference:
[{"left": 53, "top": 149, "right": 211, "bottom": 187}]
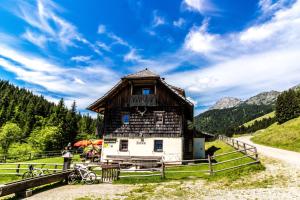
[
  {"left": 32, "top": 169, "right": 43, "bottom": 176},
  {"left": 68, "top": 171, "right": 79, "bottom": 185},
  {"left": 22, "top": 171, "right": 33, "bottom": 179},
  {"left": 83, "top": 172, "right": 97, "bottom": 184}
]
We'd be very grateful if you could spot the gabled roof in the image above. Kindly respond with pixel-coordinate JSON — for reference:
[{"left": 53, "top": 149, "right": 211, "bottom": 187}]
[
  {"left": 87, "top": 68, "right": 193, "bottom": 114},
  {"left": 123, "top": 68, "right": 159, "bottom": 79}
]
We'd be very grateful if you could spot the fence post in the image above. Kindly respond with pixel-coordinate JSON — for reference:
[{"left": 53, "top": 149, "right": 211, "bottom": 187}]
[
  {"left": 208, "top": 155, "right": 213, "bottom": 175},
  {"left": 243, "top": 143, "right": 247, "bottom": 155},
  {"left": 16, "top": 164, "right": 21, "bottom": 175},
  {"left": 54, "top": 164, "right": 58, "bottom": 173},
  {"left": 161, "top": 161, "right": 165, "bottom": 179},
  {"left": 232, "top": 139, "right": 234, "bottom": 147},
  {"left": 3, "top": 155, "right": 6, "bottom": 163},
  {"left": 236, "top": 140, "right": 239, "bottom": 150},
  {"left": 254, "top": 147, "right": 259, "bottom": 161}
]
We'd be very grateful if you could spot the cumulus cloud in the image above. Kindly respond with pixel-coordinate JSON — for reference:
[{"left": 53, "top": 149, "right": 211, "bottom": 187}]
[
  {"left": 171, "top": 0, "right": 300, "bottom": 111},
  {"left": 184, "top": 19, "right": 223, "bottom": 54}
]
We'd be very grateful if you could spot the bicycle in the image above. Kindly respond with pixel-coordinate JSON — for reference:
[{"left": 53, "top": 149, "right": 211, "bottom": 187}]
[
  {"left": 68, "top": 164, "right": 97, "bottom": 185},
  {"left": 22, "top": 164, "right": 50, "bottom": 179}
]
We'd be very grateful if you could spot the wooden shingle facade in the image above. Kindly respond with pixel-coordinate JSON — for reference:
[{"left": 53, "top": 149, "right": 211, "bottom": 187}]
[{"left": 88, "top": 69, "right": 204, "bottom": 162}]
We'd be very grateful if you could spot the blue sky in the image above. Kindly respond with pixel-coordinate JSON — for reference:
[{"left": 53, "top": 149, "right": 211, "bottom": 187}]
[{"left": 0, "top": 0, "right": 300, "bottom": 115}]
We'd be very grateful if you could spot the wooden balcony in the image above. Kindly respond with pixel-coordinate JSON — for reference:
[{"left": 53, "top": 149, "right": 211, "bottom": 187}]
[{"left": 129, "top": 94, "right": 157, "bottom": 107}]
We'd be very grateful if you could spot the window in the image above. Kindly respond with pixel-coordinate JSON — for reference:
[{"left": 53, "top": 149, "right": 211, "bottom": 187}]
[
  {"left": 122, "top": 114, "right": 130, "bottom": 125},
  {"left": 142, "top": 88, "right": 152, "bottom": 95},
  {"left": 154, "top": 140, "right": 163, "bottom": 152},
  {"left": 119, "top": 140, "right": 128, "bottom": 151}
]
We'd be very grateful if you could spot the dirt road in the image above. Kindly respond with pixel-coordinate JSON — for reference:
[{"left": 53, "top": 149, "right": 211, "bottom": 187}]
[{"left": 237, "top": 135, "right": 300, "bottom": 168}]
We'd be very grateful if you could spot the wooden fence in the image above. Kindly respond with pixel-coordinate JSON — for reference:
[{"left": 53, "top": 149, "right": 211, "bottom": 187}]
[
  {"left": 218, "top": 135, "right": 259, "bottom": 161},
  {"left": 108, "top": 136, "right": 260, "bottom": 179},
  {"left": 0, "top": 136, "right": 260, "bottom": 181},
  {"left": 0, "top": 150, "right": 80, "bottom": 163},
  {"left": 0, "top": 163, "right": 63, "bottom": 176}
]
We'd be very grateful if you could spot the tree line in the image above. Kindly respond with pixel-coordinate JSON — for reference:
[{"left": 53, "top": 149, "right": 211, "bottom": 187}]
[
  {"left": 232, "top": 88, "right": 300, "bottom": 135},
  {"left": 194, "top": 104, "right": 274, "bottom": 135},
  {"left": 0, "top": 80, "right": 102, "bottom": 156}
]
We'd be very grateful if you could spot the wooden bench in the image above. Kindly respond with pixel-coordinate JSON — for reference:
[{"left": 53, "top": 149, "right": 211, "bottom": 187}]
[{"left": 105, "top": 155, "right": 162, "bottom": 168}]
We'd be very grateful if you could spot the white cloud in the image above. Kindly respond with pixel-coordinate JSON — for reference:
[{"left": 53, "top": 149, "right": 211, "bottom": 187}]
[
  {"left": 0, "top": 41, "right": 119, "bottom": 110},
  {"left": 73, "top": 77, "right": 85, "bottom": 85},
  {"left": 173, "top": 18, "right": 186, "bottom": 28},
  {"left": 184, "top": 19, "right": 222, "bottom": 54},
  {"left": 96, "top": 41, "right": 111, "bottom": 52},
  {"left": 124, "top": 49, "right": 141, "bottom": 62},
  {"left": 108, "top": 32, "right": 131, "bottom": 47},
  {"left": 71, "top": 56, "right": 92, "bottom": 62},
  {"left": 170, "top": 0, "right": 300, "bottom": 110},
  {"left": 183, "top": 0, "right": 216, "bottom": 14},
  {"left": 97, "top": 24, "right": 106, "bottom": 34},
  {"left": 152, "top": 10, "right": 166, "bottom": 27},
  {"left": 22, "top": 29, "right": 49, "bottom": 48},
  {"left": 8, "top": 0, "right": 102, "bottom": 55}
]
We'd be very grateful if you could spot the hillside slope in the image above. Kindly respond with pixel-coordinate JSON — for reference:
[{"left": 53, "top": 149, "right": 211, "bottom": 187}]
[
  {"left": 194, "top": 104, "right": 274, "bottom": 135},
  {"left": 251, "top": 116, "right": 300, "bottom": 152},
  {"left": 243, "top": 111, "right": 275, "bottom": 127}
]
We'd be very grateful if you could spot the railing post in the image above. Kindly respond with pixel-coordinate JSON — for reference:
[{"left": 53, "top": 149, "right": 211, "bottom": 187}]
[
  {"left": 254, "top": 147, "right": 259, "bottom": 161},
  {"left": 243, "top": 143, "right": 247, "bottom": 155},
  {"left": 208, "top": 155, "right": 213, "bottom": 175},
  {"left": 161, "top": 161, "right": 165, "bottom": 179},
  {"left": 16, "top": 164, "right": 20, "bottom": 175}
]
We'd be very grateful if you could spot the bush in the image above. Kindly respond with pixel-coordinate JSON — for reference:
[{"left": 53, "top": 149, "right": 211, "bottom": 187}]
[
  {"left": 0, "top": 122, "right": 21, "bottom": 154},
  {"left": 8, "top": 143, "right": 37, "bottom": 160},
  {"left": 28, "top": 126, "right": 63, "bottom": 151}
]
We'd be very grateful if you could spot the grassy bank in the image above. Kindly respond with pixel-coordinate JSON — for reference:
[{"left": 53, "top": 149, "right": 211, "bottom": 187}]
[
  {"left": 115, "top": 140, "right": 264, "bottom": 184},
  {"left": 252, "top": 116, "right": 300, "bottom": 152},
  {"left": 243, "top": 111, "right": 275, "bottom": 127}
]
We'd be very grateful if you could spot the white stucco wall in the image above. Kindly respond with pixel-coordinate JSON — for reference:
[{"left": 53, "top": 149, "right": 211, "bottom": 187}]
[{"left": 101, "top": 137, "right": 183, "bottom": 162}]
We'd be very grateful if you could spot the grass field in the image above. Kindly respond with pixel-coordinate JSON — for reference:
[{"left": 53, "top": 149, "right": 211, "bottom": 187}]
[
  {"left": 0, "top": 155, "right": 81, "bottom": 184},
  {"left": 252, "top": 116, "right": 300, "bottom": 152},
  {"left": 243, "top": 111, "right": 275, "bottom": 127},
  {"left": 115, "top": 140, "right": 264, "bottom": 184},
  {"left": 0, "top": 140, "right": 264, "bottom": 185}
]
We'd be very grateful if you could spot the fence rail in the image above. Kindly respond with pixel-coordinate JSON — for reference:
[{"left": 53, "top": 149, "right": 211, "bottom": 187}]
[
  {"left": 0, "top": 150, "right": 80, "bottom": 163},
  {"left": 0, "top": 163, "right": 64, "bottom": 176}
]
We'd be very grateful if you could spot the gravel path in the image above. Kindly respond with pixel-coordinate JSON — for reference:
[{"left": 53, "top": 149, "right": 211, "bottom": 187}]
[
  {"left": 25, "top": 184, "right": 132, "bottom": 200},
  {"left": 237, "top": 135, "right": 300, "bottom": 168}
]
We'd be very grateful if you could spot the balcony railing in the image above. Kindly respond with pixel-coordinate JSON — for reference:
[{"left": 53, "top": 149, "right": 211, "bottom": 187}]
[{"left": 129, "top": 94, "right": 157, "bottom": 107}]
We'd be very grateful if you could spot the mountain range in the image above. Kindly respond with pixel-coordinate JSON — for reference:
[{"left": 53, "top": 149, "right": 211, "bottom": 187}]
[
  {"left": 195, "top": 84, "right": 299, "bottom": 135},
  {"left": 209, "top": 91, "right": 281, "bottom": 110}
]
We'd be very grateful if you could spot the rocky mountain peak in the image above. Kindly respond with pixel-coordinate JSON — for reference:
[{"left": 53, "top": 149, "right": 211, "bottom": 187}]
[
  {"left": 209, "top": 97, "right": 242, "bottom": 110},
  {"left": 245, "top": 90, "right": 280, "bottom": 105}
]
